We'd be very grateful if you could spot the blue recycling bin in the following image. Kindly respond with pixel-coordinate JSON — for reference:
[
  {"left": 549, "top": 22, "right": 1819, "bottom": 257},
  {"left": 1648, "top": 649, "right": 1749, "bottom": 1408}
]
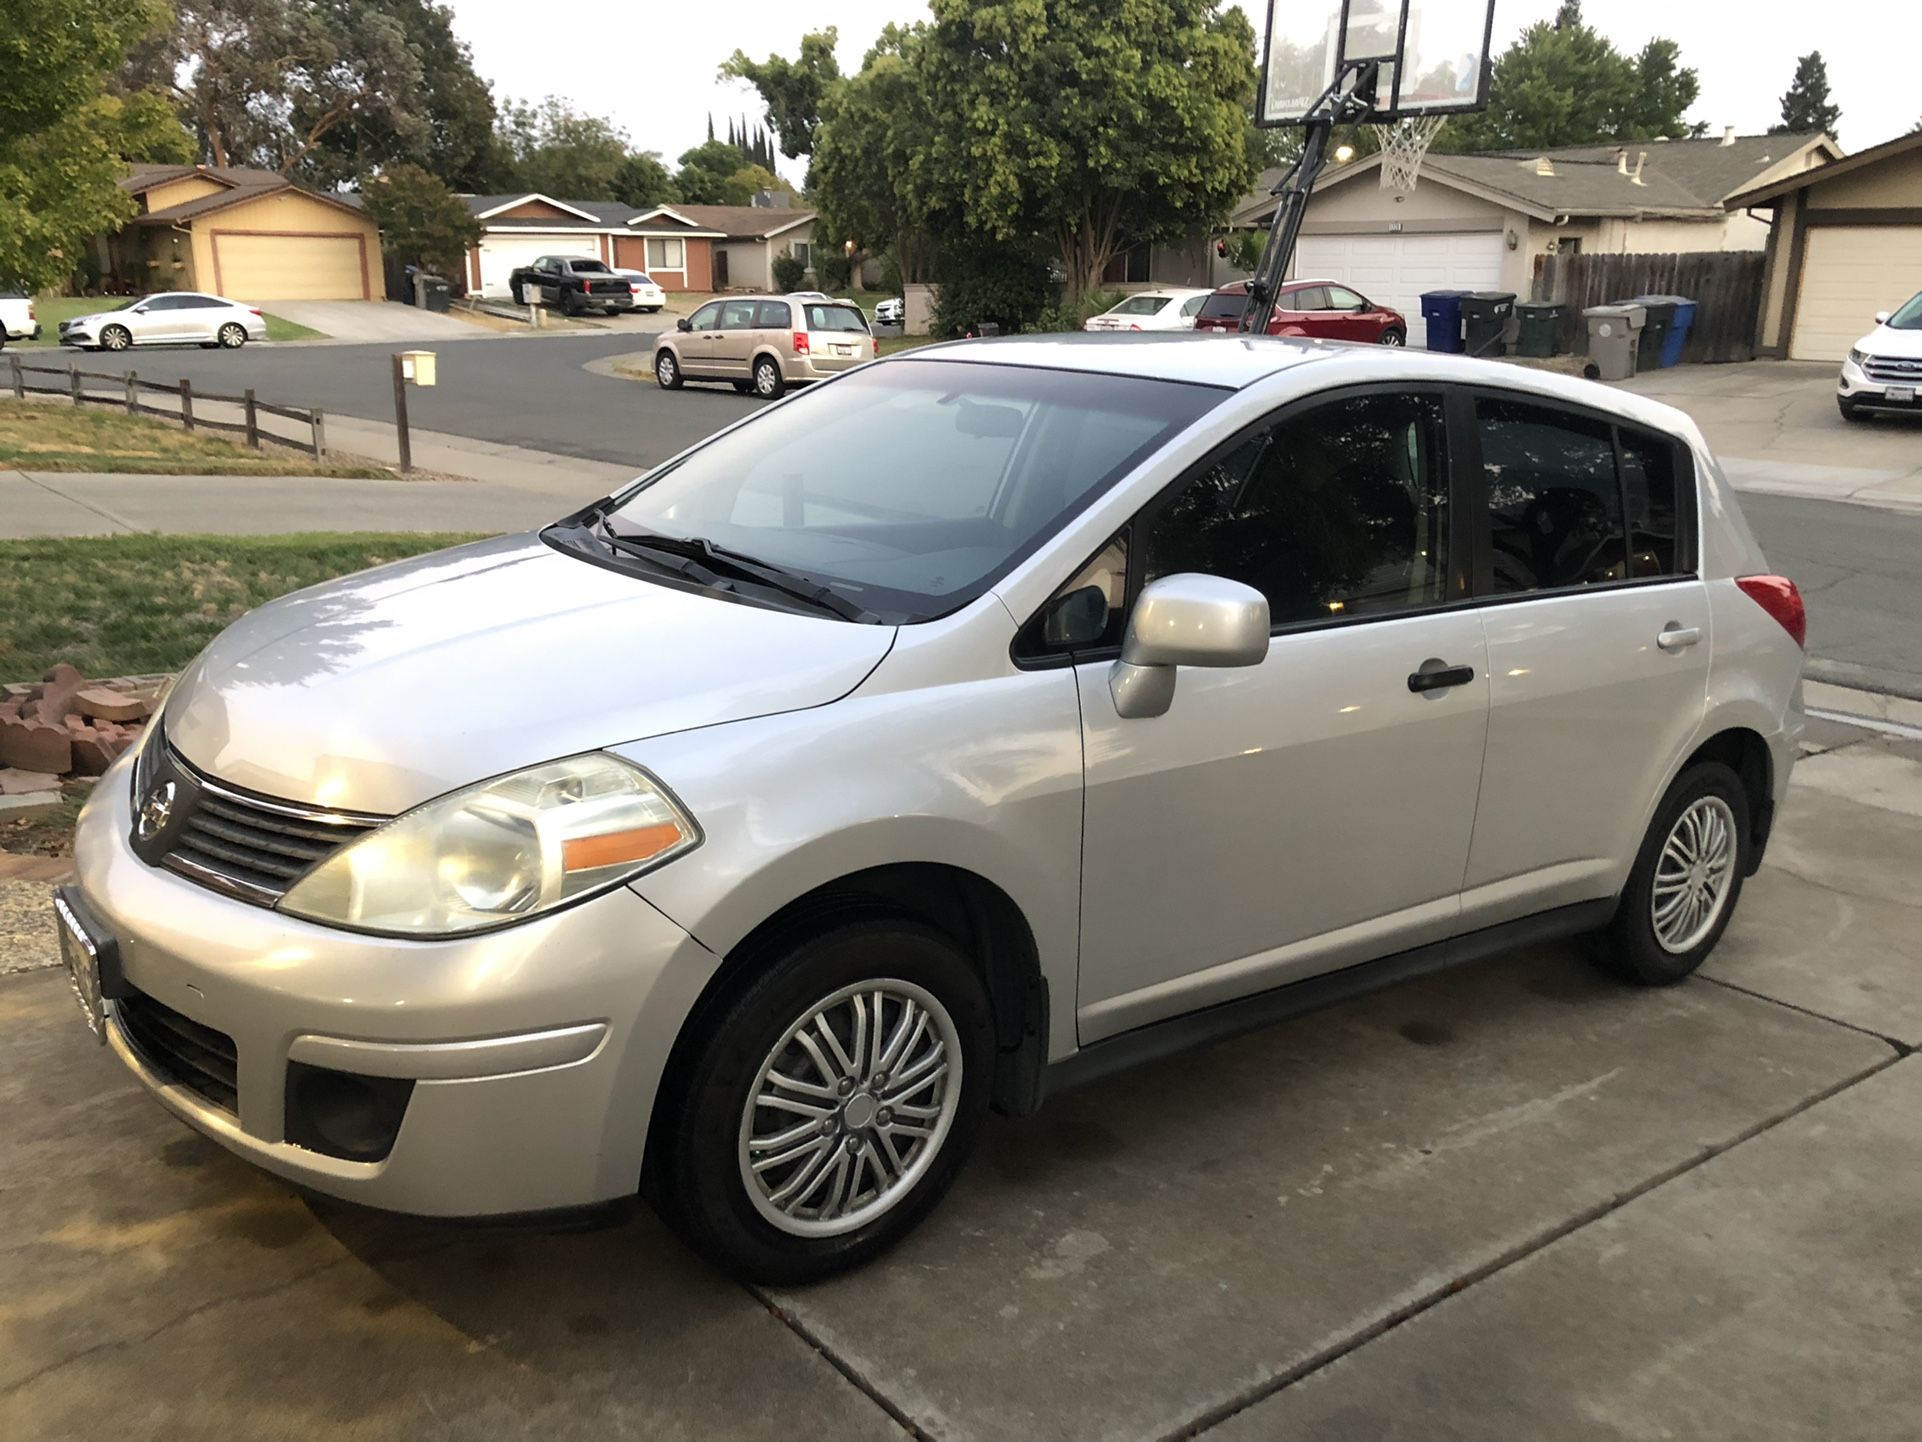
[
  {"left": 1420, "top": 290, "right": 1467, "bottom": 353},
  {"left": 1659, "top": 296, "right": 1697, "bottom": 367}
]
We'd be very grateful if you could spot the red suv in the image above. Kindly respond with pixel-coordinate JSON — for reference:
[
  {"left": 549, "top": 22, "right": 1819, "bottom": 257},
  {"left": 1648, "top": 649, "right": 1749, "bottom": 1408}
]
[{"left": 1193, "top": 278, "right": 1406, "bottom": 345}]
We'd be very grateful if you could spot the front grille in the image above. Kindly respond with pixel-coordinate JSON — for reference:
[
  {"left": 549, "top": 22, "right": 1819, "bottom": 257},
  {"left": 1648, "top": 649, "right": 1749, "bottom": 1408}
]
[
  {"left": 133, "top": 738, "right": 387, "bottom": 906},
  {"left": 117, "top": 987, "right": 239, "bottom": 1113},
  {"left": 1862, "top": 354, "right": 1922, "bottom": 386}
]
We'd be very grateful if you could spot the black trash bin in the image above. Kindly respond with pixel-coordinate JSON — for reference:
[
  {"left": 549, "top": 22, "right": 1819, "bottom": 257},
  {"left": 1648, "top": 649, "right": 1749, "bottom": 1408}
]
[
  {"left": 1516, "top": 300, "right": 1566, "bottom": 358},
  {"left": 1629, "top": 295, "right": 1677, "bottom": 369},
  {"left": 416, "top": 276, "right": 453, "bottom": 313},
  {"left": 1461, "top": 291, "right": 1516, "bottom": 357}
]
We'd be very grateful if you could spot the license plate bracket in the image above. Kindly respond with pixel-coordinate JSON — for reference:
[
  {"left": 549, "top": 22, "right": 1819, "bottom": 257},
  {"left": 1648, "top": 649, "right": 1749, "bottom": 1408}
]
[{"left": 54, "top": 886, "right": 127, "bottom": 1045}]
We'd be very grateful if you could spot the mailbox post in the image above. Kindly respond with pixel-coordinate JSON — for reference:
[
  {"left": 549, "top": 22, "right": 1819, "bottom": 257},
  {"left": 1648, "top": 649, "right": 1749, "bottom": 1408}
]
[{"left": 391, "top": 349, "right": 437, "bottom": 473}]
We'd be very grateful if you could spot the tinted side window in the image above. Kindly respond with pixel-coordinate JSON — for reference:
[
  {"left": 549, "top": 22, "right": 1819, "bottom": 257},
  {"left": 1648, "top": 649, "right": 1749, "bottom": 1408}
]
[
  {"left": 755, "top": 300, "right": 791, "bottom": 328},
  {"left": 1139, "top": 391, "right": 1452, "bottom": 627},
  {"left": 1478, "top": 398, "right": 1626, "bottom": 594},
  {"left": 1284, "top": 286, "right": 1328, "bottom": 311},
  {"left": 1619, "top": 427, "right": 1687, "bottom": 577}
]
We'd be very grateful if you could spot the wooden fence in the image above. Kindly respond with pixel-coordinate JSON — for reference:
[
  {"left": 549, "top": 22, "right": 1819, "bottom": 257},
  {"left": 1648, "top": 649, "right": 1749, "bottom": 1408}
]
[
  {"left": 1530, "top": 251, "right": 1765, "bottom": 365},
  {"left": 6, "top": 355, "right": 328, "bottom": 458}
]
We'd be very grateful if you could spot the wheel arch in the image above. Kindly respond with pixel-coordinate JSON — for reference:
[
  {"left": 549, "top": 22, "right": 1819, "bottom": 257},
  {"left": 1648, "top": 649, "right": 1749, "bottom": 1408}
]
[{"left": 1677, "top": 726, "right": 1775, "bottom": 873}]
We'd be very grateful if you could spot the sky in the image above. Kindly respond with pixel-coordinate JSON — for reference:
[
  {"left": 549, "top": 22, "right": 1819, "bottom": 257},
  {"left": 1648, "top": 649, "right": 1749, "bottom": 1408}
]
[{"left": 445, "top": 0, "right": 1919, "bottom": 185}]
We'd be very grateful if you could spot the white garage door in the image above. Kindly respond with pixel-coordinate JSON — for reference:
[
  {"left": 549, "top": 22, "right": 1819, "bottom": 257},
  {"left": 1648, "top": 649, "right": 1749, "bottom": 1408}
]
[
  {"left": 1789, "top": 225, "right": 1922, "bottom": 362},
  {"left": 477, "top": 234, "right": 597, "bottom": 297},
  {"left": 214, "top": 233, "right": 366, "bottom": 300},
  {"left": 1293, "top": 232, "right": 1506, "bottom": 346}
]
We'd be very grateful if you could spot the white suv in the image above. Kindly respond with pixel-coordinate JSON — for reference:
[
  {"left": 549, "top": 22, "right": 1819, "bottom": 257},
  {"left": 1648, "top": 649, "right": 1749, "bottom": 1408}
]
[
  {"left": 0, "top": 291, "right": 39, "bottom": 343},
  {"left": 1839, "top": 291, "right": 1922, "bottom": 420}
]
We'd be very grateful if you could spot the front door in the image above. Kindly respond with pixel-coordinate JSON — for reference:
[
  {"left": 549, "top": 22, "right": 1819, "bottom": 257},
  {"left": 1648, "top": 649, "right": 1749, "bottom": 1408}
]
[
  {"left": 1072, "top": 386, "right": 1489, "bottom": 1042},
  {"left": 678, "top": 300, "right": 725, "bottom": 375},
  {"left": 1321, "top": 285, "right": 1379, "bottom": 342},
  {"left": 1457, "top": 393, "right": 1713, "bottom": 928}
]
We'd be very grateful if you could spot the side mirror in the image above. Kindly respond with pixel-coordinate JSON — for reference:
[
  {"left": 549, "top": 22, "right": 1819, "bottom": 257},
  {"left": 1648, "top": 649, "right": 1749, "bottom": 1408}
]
[
  {"left": 676, "top": 317, "right": 692, "bottom": 332},
  {"left": 1109, "top": 574, "right": 1269, "bottom": 719},
  {"left": 1874, "top": 311, "right": 1892, "bottom": 325}
]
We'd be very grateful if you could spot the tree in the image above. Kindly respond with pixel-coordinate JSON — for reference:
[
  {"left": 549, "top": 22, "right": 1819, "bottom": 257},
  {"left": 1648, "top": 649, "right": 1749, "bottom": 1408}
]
[
  {"left": 3, "top": 0, "right": 191, "bottom": 293},
  {"left": 613, "top": 151, "right": 677, "bottom": 210},
  {"left": 722, "top": 28, "right": 842, "bottom": 159},
  {"left": 722, "top": 163, "right": 784, "bottom": 206},
  {"left": 809, "top": 24, "right": 939, "bottom": 280},
  {"left": 1441, "top": 9, "right": 1700, "bottom": 151},
  {"left": 359, "top": 162, "right": 481, "bottom": 277},
  {"left": 1773, "top": 52, "right": 1841, "bottom": 136},
  {"left": 915, "top": 0, "right": 1258, "bottom": 300},
  {"left": 675, "top": 138, "right": 748, "bottom": 204},
  {"left": 497, "top": 98, "right": 628, "bottom": 198}
]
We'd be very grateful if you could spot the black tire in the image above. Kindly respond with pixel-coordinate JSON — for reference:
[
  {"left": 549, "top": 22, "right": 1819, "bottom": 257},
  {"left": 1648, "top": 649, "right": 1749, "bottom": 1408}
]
[
  {"left": 510, "top": 282, "right": 525, "bottom": 306},
  {"left": 217, "top": 323, "right": 246, "bottom": 349},
  {"left": 652, "top": 918, "right": 992, "bottom": 1284},
  {"left": 1592, "top": 761, "right": 1750, "bottom": 986},
  {"left": 199, "top": 341, "right": 219, "bottom": 350},
  {"left": 752, "top": 355, "right": 785, "bottom": 399},
  {"left": 561, "top": 289, "right": 582, "bottom": 318},
  {"left": 654, "top": 349, "right": 683, "bottom": 389},
  {"left": 100, "top": 324, "right": 132, "bottom": 352},
  {"left": 1838, "top": 398, "right": 1867, "bottom": 423},
  {"left": 1379, "top": 328, "right": 1406, "bottom": 346},
  {"left": 731, "top": 380, "right": 754, "bottom": 394}
]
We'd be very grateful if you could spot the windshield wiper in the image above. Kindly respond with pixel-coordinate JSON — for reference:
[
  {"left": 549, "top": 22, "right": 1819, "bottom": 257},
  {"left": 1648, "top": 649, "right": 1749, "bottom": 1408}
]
[{"left": 593, "top": 519, "right": 878, "bottom": 623}]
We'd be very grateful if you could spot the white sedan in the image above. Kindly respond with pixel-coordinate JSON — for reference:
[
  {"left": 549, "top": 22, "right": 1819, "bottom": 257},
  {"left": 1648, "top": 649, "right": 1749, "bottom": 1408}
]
[
  {"left": 613, "top": 270, "right": 667, "bottom": 313},
  {"left": 1083, "top": 288, "right": 1214, "bottom": 332},
  {"left": 58, "top": 293, "right": 267, "bottom": 351}
]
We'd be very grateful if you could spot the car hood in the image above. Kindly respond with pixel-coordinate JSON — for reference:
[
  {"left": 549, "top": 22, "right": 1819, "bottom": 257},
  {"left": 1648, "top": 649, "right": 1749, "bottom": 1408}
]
[
  {"left": 1861, "top": 324, "right": 1922, "bottom": 359},
  {"left": 163, "top": 533, "right": 896, "bottom": 815}
]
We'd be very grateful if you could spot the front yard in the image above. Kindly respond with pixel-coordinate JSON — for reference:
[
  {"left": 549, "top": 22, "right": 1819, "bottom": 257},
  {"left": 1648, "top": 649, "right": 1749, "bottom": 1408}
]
[{"left": 0, "top": 403, "right": 388, "bottom": 477}]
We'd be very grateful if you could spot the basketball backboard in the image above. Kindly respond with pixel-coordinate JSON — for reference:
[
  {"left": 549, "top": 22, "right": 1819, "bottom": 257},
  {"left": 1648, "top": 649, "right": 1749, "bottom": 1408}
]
[{"left": 1256, "top": 0, "right": 1495, "bottom": 126}]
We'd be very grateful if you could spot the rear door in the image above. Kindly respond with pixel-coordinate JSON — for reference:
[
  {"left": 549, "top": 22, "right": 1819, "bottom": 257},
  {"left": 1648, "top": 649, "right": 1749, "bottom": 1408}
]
[
  {"left": 1458, "top": 391, "right": 1711, "bottom": 930},
  {"left": 802, "top": 302, "right": 870, "bottom": 372},
  {"left": 715, "top": 299, "right": 762, "bottom": 375},
  {"left": 1272, "top": 285, "right": 1326, "bottom": 337}
]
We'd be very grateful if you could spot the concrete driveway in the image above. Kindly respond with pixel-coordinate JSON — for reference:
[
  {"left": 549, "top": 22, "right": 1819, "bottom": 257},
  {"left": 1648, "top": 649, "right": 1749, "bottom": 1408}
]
[
  {"left": 3, "top": 721, "right": 1918, "bottom": 1440},
  {"left": 263, "top": 301, "right": 491, "bottom": 344}
]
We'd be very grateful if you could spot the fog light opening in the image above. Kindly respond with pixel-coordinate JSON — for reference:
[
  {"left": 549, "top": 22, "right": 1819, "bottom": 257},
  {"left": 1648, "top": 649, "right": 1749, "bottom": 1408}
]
[{"left": 285, "top": 1062, "right": 414, "bottom": 1162}]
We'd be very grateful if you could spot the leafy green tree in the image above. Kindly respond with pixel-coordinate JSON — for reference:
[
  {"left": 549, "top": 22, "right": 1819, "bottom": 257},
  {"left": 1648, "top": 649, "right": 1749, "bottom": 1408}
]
[
  {"left": 915, "top": 0, "right": 1258, "bottom": 300},
  {"left": 1441, "top": 6, "right": 1700, "bottom": 151},
  {"left": 359, "top": 162, "right": 482, "bottom": 279},
  {"left": 613, "top": 151, "right": 678, "bottom": 210},
  {"left": 497, "top": 98, "right": 628, "bottom": 198},
  {"left": 722, "top": 163, "right": 785, "bottom": 206},
  {"left": 1772, "top": 52, "right": 1841, "bottom": 136},
  {"left": 810, "top": 24, "right": 939, "bottom": 281},
  {"left": 675, "top": 138, "right": 748, "bottom": 204},
  {"left": 722, "top": 29, "right": 842, "bottom": 160},
  {"left": 2, "top": 0, "right": 191, "bottom": 292}
]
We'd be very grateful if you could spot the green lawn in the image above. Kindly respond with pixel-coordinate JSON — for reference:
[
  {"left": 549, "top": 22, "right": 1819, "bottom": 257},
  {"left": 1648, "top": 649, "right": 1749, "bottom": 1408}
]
[
  {"left": 0, "top": 532, "right": 485, "bottom": 681},
  {"left": 16, "top": 294, "right": 326, "bottom": 345},
  {"left": 0, "top": 401, "right": 388, "bottom": 477}
]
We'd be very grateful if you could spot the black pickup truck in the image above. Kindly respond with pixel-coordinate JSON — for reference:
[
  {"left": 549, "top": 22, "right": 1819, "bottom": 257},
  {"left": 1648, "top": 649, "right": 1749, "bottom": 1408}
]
[{"left": 508, "top": 255, "right": 635, "bottom": 315}]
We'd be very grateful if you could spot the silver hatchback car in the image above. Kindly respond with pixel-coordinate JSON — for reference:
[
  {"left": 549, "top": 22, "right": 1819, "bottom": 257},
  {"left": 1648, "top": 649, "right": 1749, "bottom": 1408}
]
[{"left": 63, "top": 335, "right": 1806, "bottom": 1281}]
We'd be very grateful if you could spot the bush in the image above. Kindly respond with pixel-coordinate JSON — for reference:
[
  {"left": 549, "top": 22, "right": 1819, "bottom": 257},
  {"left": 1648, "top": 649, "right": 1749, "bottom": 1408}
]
[
  {"left": 772, "top": 248, "right": 807, "bottom": 292},
  {"left": 931, "top": 241, "right": 1054, "bottom": 337},
  {"left": 1030, "top": 288, "right": 1126, "bottom": 335},
  {"left": 815, "top": 249, "right": 852, "bottom": 292}
]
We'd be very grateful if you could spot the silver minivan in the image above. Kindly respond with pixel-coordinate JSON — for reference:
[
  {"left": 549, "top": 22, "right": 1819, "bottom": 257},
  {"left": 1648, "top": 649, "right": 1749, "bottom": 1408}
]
[
  {"left": 655, "top": 294, "right": 876, "bottom": 398},
  {"left": 63, "top": 335, "right": 1806, "bottom": 1281}
]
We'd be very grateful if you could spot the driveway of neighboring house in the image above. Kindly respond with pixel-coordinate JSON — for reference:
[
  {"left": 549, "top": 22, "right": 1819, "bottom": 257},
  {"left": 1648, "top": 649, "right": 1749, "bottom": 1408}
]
[{"left": 258, "top": 301, "right": 490, "bottom": 344}]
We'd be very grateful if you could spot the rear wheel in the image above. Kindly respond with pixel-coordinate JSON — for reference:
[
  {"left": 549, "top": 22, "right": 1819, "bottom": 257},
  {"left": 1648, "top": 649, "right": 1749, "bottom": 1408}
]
[
  {"left": 217, "top": 323, "right": 246, "bottom": 349},
  {"left": 1379, "top": 327, "right": 1406, "bottom": 346},
  {"left": 1592, "top": 761, "right": 1749, "bottom": 986},
  {"left": 100, "top": 325, "right": 131, "bottom": 352},
  {"left": 561, "top": 289, "right": 582, "bottom": 318},
  {"left": 753, "top": 356, "right": 785, "bottom": 399},
  {"left": 654, "top": 349, "right": 683, "bottom": 389},
  {"left": 653, "top": 918, "right": 991, "bottom": 1283}
]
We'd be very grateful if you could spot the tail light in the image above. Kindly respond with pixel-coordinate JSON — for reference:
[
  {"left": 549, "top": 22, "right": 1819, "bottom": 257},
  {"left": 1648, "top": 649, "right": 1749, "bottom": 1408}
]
[
  {"left": 1735, "top": 575, "right": 1806, "bottom": 649},
  {"left": 629, "top": 283, "right": 639, "bottom": 293},
  {"left": 1129, "top": 323, "right": 1142, "bottom": 331},
  {"left": 792, "top": 331, "right": 810, "bottom": 354},
  {"left": 872, "top": 337, "right": 879, "bottom": 357}
]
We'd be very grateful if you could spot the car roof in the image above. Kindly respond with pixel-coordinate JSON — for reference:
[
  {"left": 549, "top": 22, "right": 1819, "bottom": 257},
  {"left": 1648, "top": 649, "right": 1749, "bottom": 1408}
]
[
  {"left": 887, "top": 333, "right": 1702, "bottom": 436},
  {"left": 1209, "top": 278, "right": 1339, "bottom": 296}
]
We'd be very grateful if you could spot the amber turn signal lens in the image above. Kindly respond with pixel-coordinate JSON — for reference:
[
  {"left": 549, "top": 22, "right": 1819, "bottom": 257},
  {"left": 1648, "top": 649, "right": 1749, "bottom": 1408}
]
[{"left": 562, "top": 824, "right": 686, "bottom": 872}]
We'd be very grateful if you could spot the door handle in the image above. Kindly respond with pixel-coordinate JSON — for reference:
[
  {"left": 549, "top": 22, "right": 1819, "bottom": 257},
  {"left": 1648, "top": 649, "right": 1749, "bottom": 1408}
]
[
  {"left": 1656, "top": 625, "right": 1702, "bottom": 652},
  {"left": 1407, "top": 659, "right": 1476, "bottom": 693}
]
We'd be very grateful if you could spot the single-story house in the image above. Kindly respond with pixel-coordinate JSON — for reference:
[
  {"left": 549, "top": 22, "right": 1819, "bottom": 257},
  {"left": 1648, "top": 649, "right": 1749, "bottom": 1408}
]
[
  {"left": 98, "top": 164, "right": 381, "bottom": 300},
  {"left": 1219, "top": 131, "right": 1840, "bottom": 344},
  {"left": 1724, "top": 129, "right": 1922, "bottom": 362},
  {"left": 460, "top": 193, "right": 816, "bottom": 298}
]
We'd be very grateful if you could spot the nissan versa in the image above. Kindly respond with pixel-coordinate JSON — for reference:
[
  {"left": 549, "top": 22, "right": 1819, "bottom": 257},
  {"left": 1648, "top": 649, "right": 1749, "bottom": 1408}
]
[{"left": 60, "top": 335, "right": 1807, "bottom": 1282}]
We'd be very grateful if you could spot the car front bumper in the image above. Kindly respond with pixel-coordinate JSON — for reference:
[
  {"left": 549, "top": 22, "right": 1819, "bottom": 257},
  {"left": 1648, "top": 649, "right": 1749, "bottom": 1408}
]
[
  {"left": 1839, "top": 356, "right": 1922, "bottom": 410},
  {"left": 70, "top": 755, "right": 723, "bottom": 1217}
]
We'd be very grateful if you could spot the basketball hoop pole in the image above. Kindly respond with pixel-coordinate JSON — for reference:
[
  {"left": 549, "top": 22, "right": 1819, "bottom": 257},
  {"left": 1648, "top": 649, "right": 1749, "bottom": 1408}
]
[{"left": 1239, "top": 60, "right": 1381, "bottom": 338}]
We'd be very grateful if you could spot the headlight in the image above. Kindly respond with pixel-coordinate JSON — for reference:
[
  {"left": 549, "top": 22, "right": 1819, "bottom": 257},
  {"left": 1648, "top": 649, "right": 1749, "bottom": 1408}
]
[
  {"left": 279, "top": 754, "right": 698, "bottom": 937},
  {"left": 1848, "top": 348, "right": 1869, "bottom": 368}
]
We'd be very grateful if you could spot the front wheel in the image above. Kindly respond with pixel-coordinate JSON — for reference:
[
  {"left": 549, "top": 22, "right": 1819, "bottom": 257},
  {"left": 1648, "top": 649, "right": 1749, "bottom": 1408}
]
[
  {"left": 653, "top": 919, "right": 991, "bottom": 1283},
  {"left": 1592, "top": 761, "right": 1749, "bottom": 986},
  {"left": 752, "top": 356, "right": 785, "bottom": 399},
  {"left": 654, "top": 349, "right": 683, "bottom": 389},
  {"left": 217, "top": 323, "right": 246, "bottom": 349},
  {"left": 100, "top": 325, "right": 132, "bottom": 352},
  {"left": 1379, "top": 328, "right": 1406, "bottom": 346}
]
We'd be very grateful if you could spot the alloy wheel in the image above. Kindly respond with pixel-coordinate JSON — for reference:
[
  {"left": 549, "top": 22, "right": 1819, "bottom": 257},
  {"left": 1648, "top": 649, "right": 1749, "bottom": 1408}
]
[
  {"left": 737, "top": 979, "right": 963, "bottom": 1238},
  {"left": 102, "top": 327, "right": 130, "bottom": 351},
  {"left": 755, "top": 361, "right": 780, "bottom": 397},
  {"left": 656, "top": 353, "right": 677, "bottom": 385},
  {"left": 1381, "top": 329, "right": 1405, "bottom": 346},
  {"left": 219, "top": 324, "right": 245, "bottom": 348},
  {"left": 1651, "top": 795, "right": 1736, "bottom": 954}
]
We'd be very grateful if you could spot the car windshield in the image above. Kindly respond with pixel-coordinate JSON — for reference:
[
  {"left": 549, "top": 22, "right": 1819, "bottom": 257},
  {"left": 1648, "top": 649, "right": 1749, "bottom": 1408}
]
[
  {"left": 1110, "top": 295, "right": 1170, "bottom": 316},
  {"left": 805, "top": 303, "right": 868, "bottom": 333},
  {"left": 1197, "top": 292, "right": 1246, "bottom": 321},
  {"left": 1887, "top": 293, "right": 1922, "bottom": 330},
  {"left": 598, "top": 359, "right": 1222, "bottom": 622}
]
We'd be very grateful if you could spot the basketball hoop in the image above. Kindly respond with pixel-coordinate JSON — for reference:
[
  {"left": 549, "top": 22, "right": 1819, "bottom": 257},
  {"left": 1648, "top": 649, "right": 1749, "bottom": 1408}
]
[{"left": 1375, "top": 114, "right": 1448, "bottom": 191}]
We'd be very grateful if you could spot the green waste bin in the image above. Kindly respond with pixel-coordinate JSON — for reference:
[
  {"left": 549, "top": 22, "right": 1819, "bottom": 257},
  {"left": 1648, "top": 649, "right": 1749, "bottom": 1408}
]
[{"left": 1516, "top": 300, "right": 1566, "bottom": 358}]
